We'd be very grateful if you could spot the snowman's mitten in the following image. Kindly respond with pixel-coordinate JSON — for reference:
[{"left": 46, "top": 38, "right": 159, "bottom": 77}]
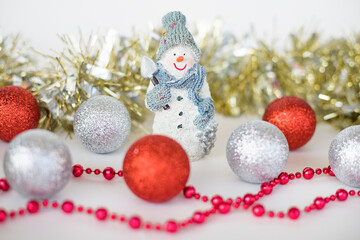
[
  {"left": 146, "top": 84, "right": 171, "bottom": 111},
  {"left": 198, "top": 98, "right": 214, "bottom": 115}
]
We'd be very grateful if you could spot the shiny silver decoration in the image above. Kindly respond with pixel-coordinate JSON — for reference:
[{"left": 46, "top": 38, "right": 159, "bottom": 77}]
[
  {"left": 3, "top": 129, "right": 72, "bottom": 199},
  {"left": 74, "top": 95, "right": 131, "bottom": 153},
  {"left": 329, "top": 125, "right": 360, "bottom": 188},
  {"left": 226, "top": 120, "right": 289, "bottom": 183}
]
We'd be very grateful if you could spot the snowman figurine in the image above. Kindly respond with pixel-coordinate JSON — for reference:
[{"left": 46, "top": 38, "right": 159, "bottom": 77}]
[{"left": 143, "top": 11, "right": 217, "bottom": 161}]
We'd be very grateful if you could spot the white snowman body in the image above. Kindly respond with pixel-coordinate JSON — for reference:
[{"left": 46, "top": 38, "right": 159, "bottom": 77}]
[{"left": 145, "top": 45, "right": 214, "bottom": 161}]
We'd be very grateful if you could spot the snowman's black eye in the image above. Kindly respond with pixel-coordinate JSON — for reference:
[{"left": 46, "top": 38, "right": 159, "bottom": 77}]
[
  {"left": 183, "top": 53, "right": 185, "bottom": 56},
  {"left": 173, "top": 53, "right": 176, "bottom": 56}
]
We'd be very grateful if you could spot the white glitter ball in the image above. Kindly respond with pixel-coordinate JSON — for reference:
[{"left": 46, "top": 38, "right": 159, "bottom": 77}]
[
  {"left": 226, "top": 120, "right": 289, "bottom": 183},
  {"left": 74, "top": 95, "right": 131, "bottom": 153},
  {"left": 4, "top": 129, "right": 72, "bottom": 199},
  {"left": 329, "top": 125, "right": 360, "bottom": 188}
]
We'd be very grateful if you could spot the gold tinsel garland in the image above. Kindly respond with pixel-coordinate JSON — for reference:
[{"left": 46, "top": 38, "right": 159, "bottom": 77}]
[{"left": 0, "top": 23, "right": 360, "bottom": 133}]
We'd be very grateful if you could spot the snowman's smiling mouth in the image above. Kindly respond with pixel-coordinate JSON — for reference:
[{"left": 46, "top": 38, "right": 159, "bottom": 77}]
[{"left": 173, "top": 63, "right": 187, "bottom": 71}]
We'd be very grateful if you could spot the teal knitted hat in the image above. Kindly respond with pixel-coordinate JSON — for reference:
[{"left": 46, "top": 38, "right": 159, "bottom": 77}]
[{"left": 156, "top": 11, "right": 201, "bottom": 62}]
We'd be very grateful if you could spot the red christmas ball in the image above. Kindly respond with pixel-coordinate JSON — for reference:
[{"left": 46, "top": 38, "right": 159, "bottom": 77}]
[
  {"left": 263, "top": 96, "right": 316, "bottom": 150},
  {"left": 0, "top": 86, "right": 40, "bottom": 142},
  {"left": 123, "top": 135, "right": 190, "bottom": 203}
]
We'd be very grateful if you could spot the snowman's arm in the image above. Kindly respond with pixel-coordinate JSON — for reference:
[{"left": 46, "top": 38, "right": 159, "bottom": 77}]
[
  {"left": 145, "top": 81, "right": 171, "bottom": 111},
  {"left": 145, "top": 81, "right": 155, "bottom": 110},
  {"left": 199, "top": 77, "right": 212, "bottom": 99}
]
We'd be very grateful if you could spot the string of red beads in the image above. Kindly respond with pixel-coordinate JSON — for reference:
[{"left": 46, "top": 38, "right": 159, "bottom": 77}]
[
  {"left": 0, "top": 197, "right": 183, "bottom": 232},
  {"left": 1, "top": 165, "right": 359, "bottom": 233},
  {"left": 72, "top": 165, "right": 123, "bottom": 180},
  {"left": 182, "top": 165, "right": 354, "bottom": 222},
  {"left": 0, "top": 178, "right": 10, "bottom": 192}
]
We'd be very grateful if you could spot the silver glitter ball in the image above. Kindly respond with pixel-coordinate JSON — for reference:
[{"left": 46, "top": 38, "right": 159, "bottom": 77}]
[
  {"left": 3, "top": 129, "right": 72, "bottom": 199},
  {"left": 329, "top": 125, "right": 360, "bottom": 188},
  {"left": 226, "top": 120, "right": 289, "bottom": 183},
  {"left": 74, "top": 95, "right": 131, "bottom": 153}
]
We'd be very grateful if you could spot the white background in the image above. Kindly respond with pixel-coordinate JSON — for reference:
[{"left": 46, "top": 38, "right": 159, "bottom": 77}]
[
  {"left": 1, "top": 0, "right": 360, "bottom": 239},
  {"left": 1, "top": 0, "right": 360, "bottom": 52}
]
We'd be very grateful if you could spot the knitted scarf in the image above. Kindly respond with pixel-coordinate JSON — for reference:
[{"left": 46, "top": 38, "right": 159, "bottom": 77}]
[{"left": 155, "top": 62, "right": 214, "bottom": 119}]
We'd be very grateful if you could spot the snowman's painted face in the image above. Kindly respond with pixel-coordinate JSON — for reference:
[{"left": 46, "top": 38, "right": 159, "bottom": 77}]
[{"left": 159, "top": 45, "right": 196, "bottom": 79}]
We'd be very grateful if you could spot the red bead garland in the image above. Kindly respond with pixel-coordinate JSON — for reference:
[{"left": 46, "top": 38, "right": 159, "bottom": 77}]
[
  {"left": 26, "top": 200, "right": 40, "bottom": 214},
  {"left": 129, "top": 216, "right": 142, "bottom": 229},
  {"left": 252, "top": 204, "right": 265, "bottom": 217},
  {"left": 103, "top": 167, "right": 116, "bottom": 180},
  {"left": 95, "top": 208, "right": 108, "bottom": 221},
  {"left": 303, "top": 167, "right": 315, "bottom": 180},
  {"left": 288, "top": 207, "right": 300, "bottom": 220},
  {"left": 278, "top": 172, "right": 289, "bottom": 185},
  {"left": 261, "top": 182, "right": 273, "bottom": 195},
  {"left": 218, "top": 202, "right": 231, "bottom": 214},
  {"left": 192, "top": 212, "right": 206, "bottom": 224},
  {"left": 0, "top": 164, "right": 359, "bottom": 234},
  {"left": 314, "top": 197, "right": 326, "bottom": 209},
  {"left": 243, "top": 194, "right": 255, "bottom": 205},
  {"left": 184, "top": 186, "right": 196, "bottom": 198},
  {"left": 0, "top": 178, "right": 10, "bottom": 191},
  {"left": 72, "top": 165, "right": 84, "bottom": 177},
  {"left": 336, "top": 189, "right": 348, "bottom": 201},
  {"left": 0, "top": 210, "right": 7, "bottom": 222},
  {"left": 62, "top": 201, "right": 74, "bottom": 214},
  {"left": 72, "top": 165, "right": 121, "bottom": 180},
  {"left": 164, "top": 221, "right": 178, "bottom": 233},
  {"left": 211, "top": 195, "right": 223, "bottom": 208}
]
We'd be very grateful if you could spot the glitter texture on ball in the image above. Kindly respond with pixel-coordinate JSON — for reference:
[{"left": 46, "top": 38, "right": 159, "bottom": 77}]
[
  {"left": 3, "top": 129, "right": 72, "bottom": 199},
  {"left": 74, "top": 95, "right": 131, "bottom": 153},
  {"left": 329, "top": 125, "right": 360, "bottom": 188},
  {"left": 226, "top": 120, "right": 289, "bottom": 184},
  {"left": 0, "top": 86, "right": 40, "bottom": 142},
  {"left": 263, "top": 96, "right": 316, "bottom": 150},
  {"left": 123, "top": 135, "right": 190, "bottom": 203}
]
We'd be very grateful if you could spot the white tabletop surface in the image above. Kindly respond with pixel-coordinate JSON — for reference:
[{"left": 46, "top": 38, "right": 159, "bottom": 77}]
[{"left": 0, "top": 114, "right": 359, "bottom": 240}]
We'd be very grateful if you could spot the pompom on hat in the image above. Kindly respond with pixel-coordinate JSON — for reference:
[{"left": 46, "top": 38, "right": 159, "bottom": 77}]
[{"left": 156, "top": 11, "right": 201, "bottom": 62}]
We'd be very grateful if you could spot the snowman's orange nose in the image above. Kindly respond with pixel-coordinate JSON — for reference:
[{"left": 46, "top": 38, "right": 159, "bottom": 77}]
[{"left": 176, "top": 56, "right": 184, "bottom": 62}]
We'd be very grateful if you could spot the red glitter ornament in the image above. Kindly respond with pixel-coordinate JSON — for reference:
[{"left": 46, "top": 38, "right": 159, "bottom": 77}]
[
  {"left": 123, "top": 135, "right": 190, "bottom": 203},
  {"left": 0, "top": 86, "right": 40, "bottom": 142},
  {"left": 263, "top": 96, "right": 316, "bottom": 150}
]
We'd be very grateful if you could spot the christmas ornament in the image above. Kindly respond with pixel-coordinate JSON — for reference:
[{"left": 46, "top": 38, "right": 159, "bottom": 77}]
[
  {"left": 3, "top": 129, "right": 72, "bottom": 199},
  {"left": 142, "top": 11, "right": 217, "bottom": 161},
  {"left": 74, "top": 95, "right": 131, "bottom": 153},
  {"left": 0, "top": 86, "right": 40, "bottom": 142},
  {"left": 2, "top": 29, "right": 360, "bottom": 133},
  {"left": 1, "top": 164, "right": 357, "bottom": 233},
  {"left": 0, "top": 31, "right": 149, "bottom": 134},
  {"left": 123, "top": 135, "right": 190, "bottom": 203},
  {"left": 226, "top": 120, "right": 289, "bottom": 183},
  {"left": 263, "top": 96, "right": 316, "bottom": 150},
  {"left": 329, "top": 125, "right": 360, "bottom": 188}
]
